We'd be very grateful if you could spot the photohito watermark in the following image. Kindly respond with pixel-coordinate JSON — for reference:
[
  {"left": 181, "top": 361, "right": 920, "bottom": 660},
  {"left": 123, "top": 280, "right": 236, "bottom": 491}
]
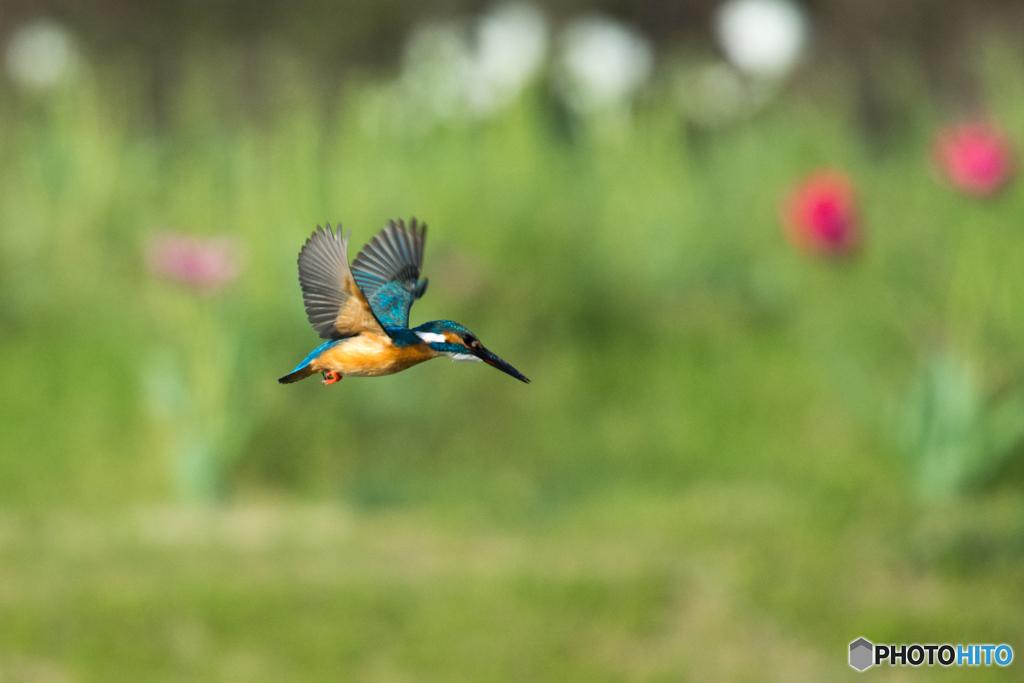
[{"left": 849, "top": 638, "right": 1012, "bottom": 671}]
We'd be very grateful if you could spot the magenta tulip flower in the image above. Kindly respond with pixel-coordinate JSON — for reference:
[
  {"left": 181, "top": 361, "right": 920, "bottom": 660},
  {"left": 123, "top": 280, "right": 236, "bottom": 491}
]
[
  {"left": 782, "top": 170, "right": 859, "bottom": 257},
  {"left": 934, "top": 122, "right": 1014, "bottom": 196},
  {"left": 146, "top": 232, "right": 242, "bottom": 292}
]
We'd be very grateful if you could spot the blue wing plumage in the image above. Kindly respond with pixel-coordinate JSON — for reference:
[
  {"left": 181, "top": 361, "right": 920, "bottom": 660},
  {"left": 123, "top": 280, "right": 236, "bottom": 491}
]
[{"left": 351, "top": 218, "right": 428, "bottom": 329}]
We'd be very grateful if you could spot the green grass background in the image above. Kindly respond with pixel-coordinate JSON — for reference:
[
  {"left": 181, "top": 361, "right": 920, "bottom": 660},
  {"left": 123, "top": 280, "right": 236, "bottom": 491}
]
[{"left": 1, "top": 45, "right": 1024, "bottom": 680}]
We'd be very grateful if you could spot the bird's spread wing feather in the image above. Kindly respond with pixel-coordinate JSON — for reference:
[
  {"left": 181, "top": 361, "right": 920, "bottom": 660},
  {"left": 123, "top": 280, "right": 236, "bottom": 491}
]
[
  {"left": 298, "top": 224, "right": 386, "bottom": 340},
  {"left": 351, "top": 218, "right": 429, "bottom": 329}
]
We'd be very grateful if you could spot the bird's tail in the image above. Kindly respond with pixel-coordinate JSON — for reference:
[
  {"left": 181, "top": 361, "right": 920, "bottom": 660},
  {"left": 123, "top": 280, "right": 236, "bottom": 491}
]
[{"left": 278, "top": 365, "right": 317, "bottom": 384}]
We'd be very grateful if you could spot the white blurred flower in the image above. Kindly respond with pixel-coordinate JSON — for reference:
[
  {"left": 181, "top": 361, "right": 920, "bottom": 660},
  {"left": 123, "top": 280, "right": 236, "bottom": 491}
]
[
  {"left": 5, "top": 19, "right": 77, "bottom": 90},
  {"left": 558, "top": 15, "right": 653, "bottom": 113},
  {"left": 389, "top": 4, "right": 548, "bottom": 131},
  {"left": 676, "top": 61, "right": 777, "bottom": 127},
  {"left": 715, "top": 0, "right": 808, "bottom": 79},
  {"left": 401, "top": 21, "right": 475, "bottom": 123},
  {"left": 466, "top": 3, "right": 548, "bottom": 115}
]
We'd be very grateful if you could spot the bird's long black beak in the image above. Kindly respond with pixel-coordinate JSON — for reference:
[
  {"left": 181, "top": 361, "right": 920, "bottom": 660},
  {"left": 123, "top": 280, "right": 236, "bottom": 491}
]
[{"left": 475, "top": 346, "right": 530, "bottom": 383}]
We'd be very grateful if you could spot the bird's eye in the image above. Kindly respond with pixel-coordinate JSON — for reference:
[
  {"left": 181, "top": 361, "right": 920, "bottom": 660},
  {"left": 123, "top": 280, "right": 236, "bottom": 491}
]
[{"left": 463, "top": 334, "right": 480, "bottom": 348}]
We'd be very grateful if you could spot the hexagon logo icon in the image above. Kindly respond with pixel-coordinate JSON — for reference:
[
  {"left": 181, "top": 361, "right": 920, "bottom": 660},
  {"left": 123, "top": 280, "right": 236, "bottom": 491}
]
[{"left": 849, "top": 638, "right": 873, "bottom": 671}]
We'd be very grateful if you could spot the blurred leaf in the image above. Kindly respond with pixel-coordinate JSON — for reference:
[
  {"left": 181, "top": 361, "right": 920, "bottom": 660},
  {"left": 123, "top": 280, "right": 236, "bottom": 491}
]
[{"left": 899, "top": 351, "right": 1024, "bottom": 501}]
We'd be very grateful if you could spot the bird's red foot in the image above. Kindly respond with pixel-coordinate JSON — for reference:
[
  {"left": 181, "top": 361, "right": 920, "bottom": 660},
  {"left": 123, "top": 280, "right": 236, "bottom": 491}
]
[{"left": 322, "top": 371, "right": 342, "bottom": 385}]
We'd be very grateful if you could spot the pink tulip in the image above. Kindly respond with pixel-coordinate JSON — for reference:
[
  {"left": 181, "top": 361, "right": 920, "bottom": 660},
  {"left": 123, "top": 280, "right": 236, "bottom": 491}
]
[
  {"left": 933, "top": 122, "right": 1014, "bottom": 196},
  {"left": 146, "top": 232, "right": 242, "bottom": 292},
  {"left": 782, "top": 170, "right": 859, "bottom": 257}
]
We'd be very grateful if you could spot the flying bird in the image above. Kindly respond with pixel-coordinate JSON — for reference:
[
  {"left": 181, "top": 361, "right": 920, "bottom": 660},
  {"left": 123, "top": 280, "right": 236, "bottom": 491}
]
[{"left": 279, "top": 218, "right": 529, "bottom": 386}]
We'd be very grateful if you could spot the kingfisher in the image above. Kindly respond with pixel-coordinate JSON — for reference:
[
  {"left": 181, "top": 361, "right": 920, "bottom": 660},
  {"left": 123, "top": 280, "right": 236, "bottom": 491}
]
[{"left": 279, "top": 218, "right": 529, "bottom": 386}]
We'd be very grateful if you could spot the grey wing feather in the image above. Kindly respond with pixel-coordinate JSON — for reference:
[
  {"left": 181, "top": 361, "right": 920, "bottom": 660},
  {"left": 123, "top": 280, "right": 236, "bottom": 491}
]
[
  {"left": 297, "top": 224, "right": 383, "bottom": 339},
  {"left": 351, "top": 218, "right": 429, "bottom": 328}
]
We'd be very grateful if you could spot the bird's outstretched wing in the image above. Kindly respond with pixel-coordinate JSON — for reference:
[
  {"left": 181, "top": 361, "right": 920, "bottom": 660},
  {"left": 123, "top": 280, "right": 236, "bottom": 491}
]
[
  {"left": 298, "top": 224, "right": 386, "bottom": 340},
  {"left": 351, "top": 218, "right": 429, "bottom": 329}
]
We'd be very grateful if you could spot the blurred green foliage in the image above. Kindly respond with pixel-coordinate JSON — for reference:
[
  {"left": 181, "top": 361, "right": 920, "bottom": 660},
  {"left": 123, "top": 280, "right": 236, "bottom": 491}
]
[{"left": 2, "top": 44, "right": 1024, "bottom": 680}]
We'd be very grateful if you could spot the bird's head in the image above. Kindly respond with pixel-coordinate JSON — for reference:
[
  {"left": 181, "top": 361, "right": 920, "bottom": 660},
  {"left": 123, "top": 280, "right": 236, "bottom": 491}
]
[{"left": 413, "top": 320, "right": 529, "bottom": 383}]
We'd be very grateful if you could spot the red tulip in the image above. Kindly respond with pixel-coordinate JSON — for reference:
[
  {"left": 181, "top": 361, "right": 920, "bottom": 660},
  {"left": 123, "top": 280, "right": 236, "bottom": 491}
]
[
  {"left": 933, "top": 122, "right": 1014, "bottom": 196},
  {"left": 782, "top": 170, "right": 859, "bottom": 257},
  {"left": 146, "top": 232, "right": 242, "bottom": 292}
]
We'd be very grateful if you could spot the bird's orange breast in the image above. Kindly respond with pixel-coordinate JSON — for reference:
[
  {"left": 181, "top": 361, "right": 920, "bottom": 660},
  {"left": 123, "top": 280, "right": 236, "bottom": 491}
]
[{"left": 310, "top": 333, "right": 436, "bottom": 377}]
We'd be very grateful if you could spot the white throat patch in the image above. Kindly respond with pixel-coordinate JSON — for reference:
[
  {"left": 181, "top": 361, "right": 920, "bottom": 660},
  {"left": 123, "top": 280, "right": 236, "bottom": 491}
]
[
  {"left": 415, "top": 332, "right": 447, "bottom": 344},
  {"left": 447, "top": 352, "right": 481, "bottom": 363}
]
